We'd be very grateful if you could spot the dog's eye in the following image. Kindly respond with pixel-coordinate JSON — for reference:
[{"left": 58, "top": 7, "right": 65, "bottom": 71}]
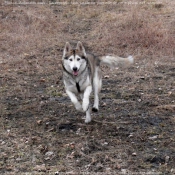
[
  {"left": 77, "top": 58, "right": 81, "bottom": 61},
  {"left": 69, "top": 59, "right": 73, "bottom": 61}
]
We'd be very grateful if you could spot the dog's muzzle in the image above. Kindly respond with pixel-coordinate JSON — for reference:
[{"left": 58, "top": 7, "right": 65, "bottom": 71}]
[{"left": 73, "top": 67, "right": 78, "bottom": 76}]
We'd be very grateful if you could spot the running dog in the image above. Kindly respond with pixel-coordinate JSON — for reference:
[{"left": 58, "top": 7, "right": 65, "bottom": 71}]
[{"left": 62, "top": 41, "right": 133, "bottom": 123}]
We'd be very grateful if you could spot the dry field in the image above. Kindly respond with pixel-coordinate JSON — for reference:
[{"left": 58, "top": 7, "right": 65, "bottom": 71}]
[{"left": 0, "top": 0, "right": 175, "bottom": 174}]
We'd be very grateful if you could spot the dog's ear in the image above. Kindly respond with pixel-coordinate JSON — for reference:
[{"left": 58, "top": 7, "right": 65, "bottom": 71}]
[
  {"left": 63, "top": 42, "right": 72, "bottom": 58},
  {"left": 76, "top": 41, "right": 87, "bottom": 56}
]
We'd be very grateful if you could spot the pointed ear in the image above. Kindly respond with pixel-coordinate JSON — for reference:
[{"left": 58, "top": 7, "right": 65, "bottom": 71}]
[
  {"left": 63, "top": 42, "right": 72, "bottom": 58},
  {"left": 76, "top": 41, "right": 86, "bottom": 56}
]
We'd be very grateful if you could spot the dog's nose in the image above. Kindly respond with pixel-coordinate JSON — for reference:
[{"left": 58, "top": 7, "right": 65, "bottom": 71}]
[{"left": 73, "top": 67, "right": 78, "bottom": 71}]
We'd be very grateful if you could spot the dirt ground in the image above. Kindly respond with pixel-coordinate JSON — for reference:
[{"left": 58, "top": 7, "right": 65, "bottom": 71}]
[{"left": 0, "top": 1, "right": 175, "bottom": 174}]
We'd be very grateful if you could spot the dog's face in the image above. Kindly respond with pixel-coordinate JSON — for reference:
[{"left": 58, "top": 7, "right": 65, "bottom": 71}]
[{"left": 62, "top": 41, "right": 87, "bottom": 76}]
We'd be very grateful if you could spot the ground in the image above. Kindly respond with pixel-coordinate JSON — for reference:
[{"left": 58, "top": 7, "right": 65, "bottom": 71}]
[{"left": 0, "top": 0, "right": 175, "bottom": 174}]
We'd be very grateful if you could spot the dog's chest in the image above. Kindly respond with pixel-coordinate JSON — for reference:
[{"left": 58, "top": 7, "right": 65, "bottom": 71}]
[{"left": 64, "top": 75, "right": 91, "bottom": 94}]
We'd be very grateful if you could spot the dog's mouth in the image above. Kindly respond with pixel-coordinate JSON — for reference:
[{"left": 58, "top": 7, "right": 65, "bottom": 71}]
[{"left": 73, "top": 70, "right": 79, "bottom": 76}]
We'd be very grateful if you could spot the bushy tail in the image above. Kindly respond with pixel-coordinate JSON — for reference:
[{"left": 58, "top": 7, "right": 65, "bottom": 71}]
[{"left": 100, "top": 55, "right": 134, "bottom": 68}]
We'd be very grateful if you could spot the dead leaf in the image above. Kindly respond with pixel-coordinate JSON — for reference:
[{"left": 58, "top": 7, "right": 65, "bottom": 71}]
[
  {"left": 37, "top": 120, "right": 42, "bottom": 125},
  {"left": 38, "top": 145, "right": 48, "bottom": 153},
  {"left": 40, "top": 78, "right": 46, "bottom": 82}
]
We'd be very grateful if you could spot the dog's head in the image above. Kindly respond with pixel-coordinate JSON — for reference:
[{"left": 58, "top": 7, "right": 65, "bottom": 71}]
[{"left": 62, "top": 41, "right": 87, "bottom": 76}]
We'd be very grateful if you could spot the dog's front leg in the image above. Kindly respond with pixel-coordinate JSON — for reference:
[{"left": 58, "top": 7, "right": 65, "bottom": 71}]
[
  {"left": 82, "top": 85, "right": 92, "bottom": 112},
  {"left": 66, "top": 90, "right": 83, "bottom": 112},
  {"left": 85, "top": 107, "right": 91, "bottom": 123}
]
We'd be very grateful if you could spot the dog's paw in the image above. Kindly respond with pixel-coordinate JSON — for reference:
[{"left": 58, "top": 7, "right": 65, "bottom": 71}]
[
  {"left": 75, "top": 102, "right": 83, "bottom": 112},
  {"left": 85, "top": 116, "right": 91, "bottom": 123},
  {"left": 82, "top": 100, "right": 89, "bottom": 112},
  {"left": 92, "top": 107, "right": 98, "bottom": 112}
]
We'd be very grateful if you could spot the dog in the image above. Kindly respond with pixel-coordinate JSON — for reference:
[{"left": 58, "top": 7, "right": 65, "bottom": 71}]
[{"left": 62, "top": 41, "right": 134, "bottom": 123}]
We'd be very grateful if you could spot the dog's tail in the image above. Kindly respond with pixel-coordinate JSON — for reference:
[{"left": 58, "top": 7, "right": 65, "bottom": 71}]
[{"left": 100, "top": 55, "right": 134, "bottom": 68}]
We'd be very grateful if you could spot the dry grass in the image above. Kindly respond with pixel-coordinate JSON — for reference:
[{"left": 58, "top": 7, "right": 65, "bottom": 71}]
[
  {"left": 92, "top": 4, "right": 175, "bottom": 57},
  {"left": 0, "top": 5, "right": 67, "bottom": 60},
  {"left": 1, "top": 0, "right": 175, "bottom": 61}
]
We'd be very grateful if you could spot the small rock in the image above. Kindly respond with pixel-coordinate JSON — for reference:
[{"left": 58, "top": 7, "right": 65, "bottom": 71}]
[
  {"left": 103, "top": 142, "right": 108, "bottom": 145},
  {"left": 128, "top": 133, "right": 134, "bottom": 138},
  {"left": 45, "top": 151, "right": 54, "bottom": 157},
  {"left": 104, "top": 75, "right": 110, "bottom": 79},
  {"left": 45, "top": 122, "right": 50, "bottom": 126},
  {"left": 140, "top": 76, "right": 145, "bottom": 80},
  {"left": 148, "top": 135, "right": 158, "bottom": 140},
  {"left": 165, "top": 156, "right": 170, "bottom": 163},
  {"left": 132, "top": 152, "right": 137, "bottom": 156}
]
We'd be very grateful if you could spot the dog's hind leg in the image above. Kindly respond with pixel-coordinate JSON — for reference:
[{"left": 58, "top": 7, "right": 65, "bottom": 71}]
[{"left": 92, "top": 68, "right": 102, "bottom": 112}]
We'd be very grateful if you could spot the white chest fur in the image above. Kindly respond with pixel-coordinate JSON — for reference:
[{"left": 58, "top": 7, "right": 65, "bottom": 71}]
[{"left": 64, "top": 75, "right": 91, "bottom": 94}]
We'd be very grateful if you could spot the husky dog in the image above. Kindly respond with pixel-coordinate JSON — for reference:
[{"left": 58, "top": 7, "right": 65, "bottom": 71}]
[{"left": 62, "top": 41, "right": 133, "bottom": 123}]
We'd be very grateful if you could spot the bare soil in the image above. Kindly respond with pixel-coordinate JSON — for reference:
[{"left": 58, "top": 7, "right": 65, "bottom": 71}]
[{"left": 0, "top": 1, "right": 175, "bottom": 174}]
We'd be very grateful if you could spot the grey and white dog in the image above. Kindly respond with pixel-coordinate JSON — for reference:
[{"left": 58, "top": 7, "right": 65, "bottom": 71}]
[{"left": 62, "top": 41, "right": 133, "bottom": 123}]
